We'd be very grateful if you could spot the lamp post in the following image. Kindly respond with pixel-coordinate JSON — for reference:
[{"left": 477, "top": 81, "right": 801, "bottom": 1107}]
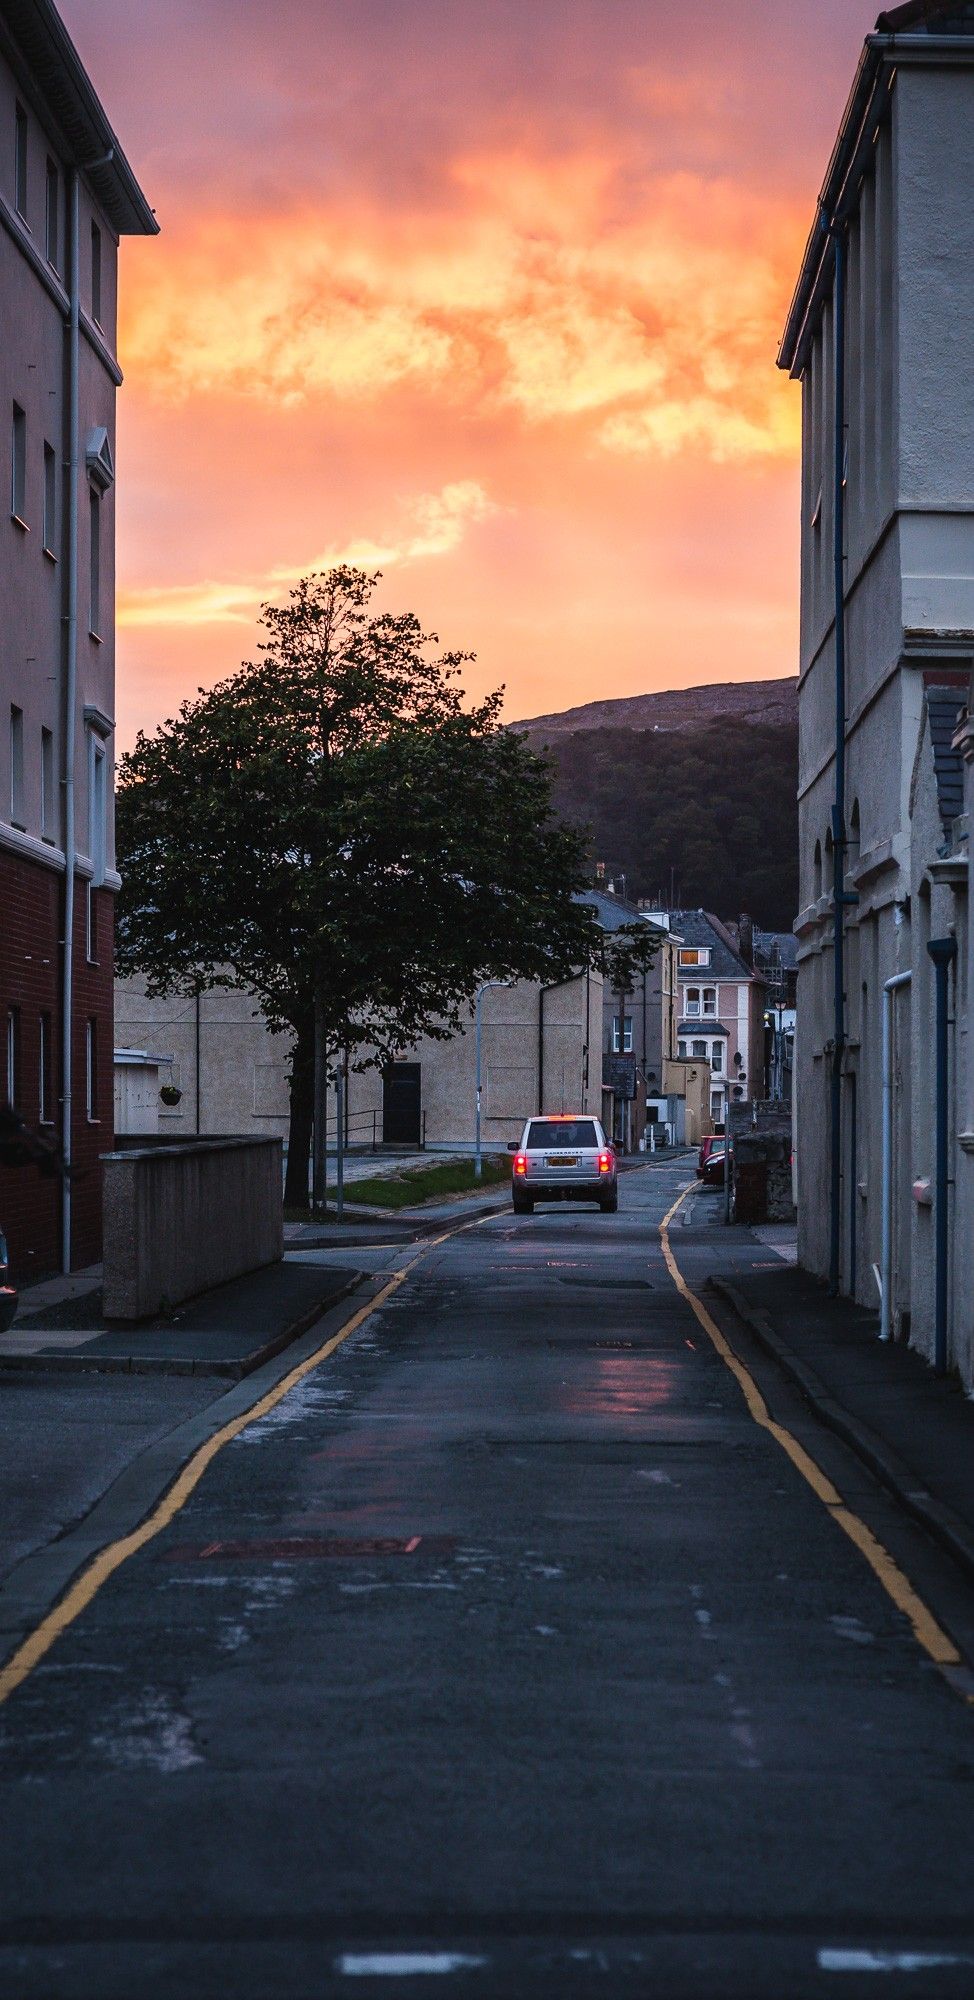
[{"left": 475, "top": 981, "right": 510, "bottom": 1179}]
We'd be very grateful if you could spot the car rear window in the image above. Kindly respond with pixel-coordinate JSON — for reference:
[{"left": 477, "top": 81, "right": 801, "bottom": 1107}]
[{"left": 526, "top": 1120, "right": 599, "bottom": 1149}]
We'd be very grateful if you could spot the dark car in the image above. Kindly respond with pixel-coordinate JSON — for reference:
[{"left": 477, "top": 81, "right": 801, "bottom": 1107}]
[
  {"left": 508, "top": 1116, "right": 618, "bottom": 1214},
  {"left": 0, "top": 1229, "right": 17, "bottom": 1332},
  {"left": 700, "top": 1145, "right": 726, "bottom": 1189}
]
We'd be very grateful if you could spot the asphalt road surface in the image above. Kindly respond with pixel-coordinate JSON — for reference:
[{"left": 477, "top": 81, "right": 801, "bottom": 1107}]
[{"left": 2, "top": 1162, "right": 974, "bottom": 1999}]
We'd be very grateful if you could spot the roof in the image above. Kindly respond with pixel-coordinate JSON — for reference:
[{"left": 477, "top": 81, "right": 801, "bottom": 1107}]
[
  {"left": 0, "top": 0, "right": 157, "bottom": 234},
  {"left": 926, "top": 687, "right": 967, "bottom": 833},
  {"left": 778, "top": 3, "right": 974, "bottom": 376},
  {"left": 753, "top": 929, "right": 799, "bottom": 972},
  {"left": 679, "top": 1020, "right": 730, "bottom": 1036},
  {"left": 576, "top": 888, "right": 671, "bottom": 939},
  {"left": 670, "top": 909, "right": 754, "bottom": 981}
]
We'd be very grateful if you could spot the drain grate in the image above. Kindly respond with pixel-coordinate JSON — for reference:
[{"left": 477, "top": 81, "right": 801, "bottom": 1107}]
[
  {"left": 556, "top": 1277, "right": 652, "bottom": 1290},
  {"left": 164, "top": 1535, "right": 456, "bottom": 1563}
]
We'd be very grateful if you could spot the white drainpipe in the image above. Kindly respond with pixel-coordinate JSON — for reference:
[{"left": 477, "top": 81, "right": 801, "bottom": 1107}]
[{"left": 880, "top": 970, "right": 912, "bottom": 1343}]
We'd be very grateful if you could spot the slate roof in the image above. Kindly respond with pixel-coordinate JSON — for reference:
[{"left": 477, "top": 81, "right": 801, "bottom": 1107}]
[
  {"left": 679, "top": 1020, "right": 730, "bottom": 1036},
  {"left": 576, "top": 889, "right": 671, "bottom": 939},
  {"left": 754, "top": 929, "right": 799, "bottom": 972},
  {"left": 670, "top": 909, "right": 752, "bottom": 981},
  {"left": 926, "top": 688, "right": 967, "bottom": 835}
]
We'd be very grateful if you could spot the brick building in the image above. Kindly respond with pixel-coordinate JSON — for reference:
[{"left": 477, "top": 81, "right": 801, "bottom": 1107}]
[{"left": 0, "top": 0, "right": 156, "bottom": 1278}]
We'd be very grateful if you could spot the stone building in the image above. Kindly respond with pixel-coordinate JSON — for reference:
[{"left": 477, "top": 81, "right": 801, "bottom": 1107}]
[
  {"left": 780, "top": 1, "right": 974, "bottom": 1381},
  {"left": 115, "top": 970, "right": 604, "bottom": 1158},
  {"left": 0, "top": 0, "right": 156, "bottom": 1277}
]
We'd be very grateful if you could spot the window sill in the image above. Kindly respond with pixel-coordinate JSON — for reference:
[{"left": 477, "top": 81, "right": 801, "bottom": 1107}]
[
  {"left": 43, "top": 545, "right": 57, "bottom": 563},
  {"left": 10, "top": 818, "right": 27, "bottom": 834},
  {"left": 88, "top": 628, "right": 102, "bottom": 644},
  {"left": 10, "top": 513, "right": 29, "bottom": 533}
]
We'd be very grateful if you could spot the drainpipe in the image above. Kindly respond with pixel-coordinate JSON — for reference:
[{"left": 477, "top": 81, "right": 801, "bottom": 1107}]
[
  {"left": 880, "top": 970, "right": 911, "bottom": 1343},
  {"left": 61, "top": 153, "right": 113, "bottom": 1274},
  {"left": 927, "top": 937, "right": 957, "bottom": 1377},
  {"left": 537, "top": 985, "right": 545, "bottom": 1115},
  {"left": 60, "top": 170, "right": 81, "bottom": 1274},
  {"left": 826, "top": 215, "right": 848, "bottom": 1297}
]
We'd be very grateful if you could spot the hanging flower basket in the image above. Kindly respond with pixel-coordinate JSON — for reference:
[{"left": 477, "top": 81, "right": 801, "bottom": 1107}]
[{"left": 159, "top": 1084, "right": 182, "bottom": 1107}]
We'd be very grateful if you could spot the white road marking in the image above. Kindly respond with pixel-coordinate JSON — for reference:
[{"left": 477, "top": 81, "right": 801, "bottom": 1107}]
[
  {"left": 818, "top": 1949, "right": 974, "bottom": 1973},
  {"left": 337, "top": 1953, "right": 487, "bottom": 1977}
]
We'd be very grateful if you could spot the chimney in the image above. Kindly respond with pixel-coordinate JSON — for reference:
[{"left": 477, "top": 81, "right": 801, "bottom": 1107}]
[{"left": 737, "top": 912, "right": 754, "bottom": 967}]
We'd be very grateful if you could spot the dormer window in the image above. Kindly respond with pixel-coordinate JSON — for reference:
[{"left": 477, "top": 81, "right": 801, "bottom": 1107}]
[{"left": 679, "top": 947, "right": 710, "bottom": 967}]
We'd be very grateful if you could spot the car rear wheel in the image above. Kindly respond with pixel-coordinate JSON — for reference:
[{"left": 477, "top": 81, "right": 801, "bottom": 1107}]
[
  {"left": 512, "top": 1195, "right": 534, "bottom": 1215},
  {"left": 599, "top": 1192, "right": 618, "bottom": 1213}
]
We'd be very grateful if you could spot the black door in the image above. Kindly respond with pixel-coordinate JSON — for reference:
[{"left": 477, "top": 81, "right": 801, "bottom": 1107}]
[{"left": 383, "top": 1063, "right": 422, "bottom": 1145}]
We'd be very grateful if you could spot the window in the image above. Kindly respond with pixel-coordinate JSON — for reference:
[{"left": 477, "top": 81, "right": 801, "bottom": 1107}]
[
  {"left": 692, "top": 1040, "right": 707, "bottom": 1059},
  {"left": 677, "top": 1039, "right": 687, "bottom": 1059},
  {"left": 41, "top": 726, "right": 55, "bottom": 840},
  {"left": 14, "top": 103, "right": 28, "bottom": 219},
  {"left": 711, "top": 1048, "right": 722, "bottom": 1073},
  {"left": 679, "top": 947, "right": 709, "bottom": 967},
  {"left": 685, "top": 986, "right": 701, "bottom": 1017},
  {"left": 91, "top": 221, "right": 102, "bottom": 324},
  {"left": 42, "top": 442, "right": 57, "bottom": 555},
  {"left": 85, "top": 1017, "right": 98, "bottom": 1120},
  {"left": 88, "top": 488, "right": 101, "bottom": 634},
  {"left": 9, "top": 705, "right": 24, "bottom": 824},
  {"left": 45, "top": 158, "right": 59, "bottom": 269},
  {"left": 11, "top": 404, "right": 27, "bottom": 522},
  {"left": 612, "top": 1014, "right": 633, "bottom": 1054},
  {"left": 6, "top": 1009, "right": 21, "bottom": 1108},
  {"left": 702, "top": 987, "right": 717, "bottom": 1016},
  {"left": 711, "top": 1092, "right": 723, "bottom": 1122},
  {"left": 39, "top": 1012, "right": 53, "bottom": 1123},
  {"left": 88, "top": 735, "right": 106, "bottom": 882}
]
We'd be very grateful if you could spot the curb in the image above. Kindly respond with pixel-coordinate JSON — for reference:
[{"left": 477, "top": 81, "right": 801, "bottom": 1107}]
[
  {"left": 0, "top": 1276, "right": 363, "bottom": 1381},
  {"left": 710, "top": 1276, "right": 974, "bottom": 1591}
]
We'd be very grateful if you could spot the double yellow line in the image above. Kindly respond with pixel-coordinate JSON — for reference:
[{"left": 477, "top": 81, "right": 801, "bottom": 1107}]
[
  {"left": 660, "top": 1187, "right": 965, "bottom": 1679},
  {"left": 0, "top": 1223, "right": 472, "bottom": 1710}
]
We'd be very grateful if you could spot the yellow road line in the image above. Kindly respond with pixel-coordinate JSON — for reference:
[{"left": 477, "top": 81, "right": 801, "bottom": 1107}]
[
  {"left": 0, "top": 1220, "right": 472, "bottom": 1709},
  {"left": 660, "top": 1187, "right": 962, "bottom": 1673}
]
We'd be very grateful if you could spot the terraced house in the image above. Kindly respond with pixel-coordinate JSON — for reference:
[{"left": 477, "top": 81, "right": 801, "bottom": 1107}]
[
  {"left": 781, "top": 0, "right": 974, "bottom": 1385},
  {"left": 0, "top": 0, "right": 156, "bottom": 1277}
]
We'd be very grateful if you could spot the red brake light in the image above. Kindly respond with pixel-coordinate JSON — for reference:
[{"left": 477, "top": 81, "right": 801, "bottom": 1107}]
[
  {"left": 598, "top": 1151, "right": 612, "bottom": 1173},
  {"left": 514, "top": 1153, "right": 528, "bottom": 1175}
]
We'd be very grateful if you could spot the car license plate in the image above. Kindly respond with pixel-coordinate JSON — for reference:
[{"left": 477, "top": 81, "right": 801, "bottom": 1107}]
[{"left": 547, "top": 1153, "right": 579, "bottom": 1167}]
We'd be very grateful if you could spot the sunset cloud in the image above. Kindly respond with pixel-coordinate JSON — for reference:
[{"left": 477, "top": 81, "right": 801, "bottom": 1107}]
[
  {"left": 117, "top": 480, "right": 498, "bottom": 630},
  {"left": 58, "top": 0, "right": 871, "bottom": 745}
]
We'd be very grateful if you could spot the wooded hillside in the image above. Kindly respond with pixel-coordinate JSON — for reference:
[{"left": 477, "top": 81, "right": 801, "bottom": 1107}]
[{"left": 536, "top": 718, "right": 799, "bottom": 933}]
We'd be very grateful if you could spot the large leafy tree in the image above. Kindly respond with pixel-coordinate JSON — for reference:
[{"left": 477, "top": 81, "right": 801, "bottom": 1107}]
[{"left": 116, "top": 569, "right": 656, "bottom": 1204}]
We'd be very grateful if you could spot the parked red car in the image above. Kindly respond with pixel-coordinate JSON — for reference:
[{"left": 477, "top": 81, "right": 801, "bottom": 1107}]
[
  {"left": 697, "top": 1129, "right": 725, "bottom": 1176},
  {"left": 700, "top": 1145, "right": 726, "bottom": 1189},
  {"left": 0, "top": 1229, "right": 17, "bottom": 1332}
]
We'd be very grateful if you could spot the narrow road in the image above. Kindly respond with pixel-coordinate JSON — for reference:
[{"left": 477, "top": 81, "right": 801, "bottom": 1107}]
[{"left": 2, "top": 1162, "right": 974, "bottom": 1999}]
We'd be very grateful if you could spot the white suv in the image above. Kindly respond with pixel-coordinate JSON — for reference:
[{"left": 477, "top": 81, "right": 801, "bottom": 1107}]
[{"left": 509, "top": 1117, "right": 618, "bottom": 1215}]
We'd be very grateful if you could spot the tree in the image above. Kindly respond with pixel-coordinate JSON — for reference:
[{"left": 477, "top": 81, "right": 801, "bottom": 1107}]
[{"left": 116, "top": 569, "right": 656, "bottom": 1206}]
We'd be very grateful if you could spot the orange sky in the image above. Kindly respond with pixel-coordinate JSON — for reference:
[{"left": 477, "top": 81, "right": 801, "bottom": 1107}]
[{"left": 62, "top": 0, "right": 869, "bottom": 746}]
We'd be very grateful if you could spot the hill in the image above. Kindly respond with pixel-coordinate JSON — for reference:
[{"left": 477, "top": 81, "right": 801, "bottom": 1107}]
[
  {"left": 511, "top": 675, "right": 798, "bottom": 740},
  {"left": 522, "top": 702, "right": 799, "bottom": 934}
]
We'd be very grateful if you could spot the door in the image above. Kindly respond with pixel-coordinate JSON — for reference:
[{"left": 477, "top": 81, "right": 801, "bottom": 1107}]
[{"left": 383, "top": 1063, "right": 422, "bottom": 1145}]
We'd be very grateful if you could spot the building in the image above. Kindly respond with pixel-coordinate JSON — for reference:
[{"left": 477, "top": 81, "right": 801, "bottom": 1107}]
[
  {"left": 576, "top": 887, "right": 680, "bottom": 1150},
  {"left": 668, "top": 910, "right": 767, "bottom": 1127},
  {"left": 779, "top": 1, "right": 974, "bottom": 1380},
  {"left": 115, "top": 969, "right": 604, "bottom": 1159},
  {"left": 0, "top": 0, "right": 156, "bottom": 1278}
]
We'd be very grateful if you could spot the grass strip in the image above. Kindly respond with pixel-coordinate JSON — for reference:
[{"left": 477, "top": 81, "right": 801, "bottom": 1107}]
[{"left": 326, "top": 1156, "right": 510, "bottom": 1209}]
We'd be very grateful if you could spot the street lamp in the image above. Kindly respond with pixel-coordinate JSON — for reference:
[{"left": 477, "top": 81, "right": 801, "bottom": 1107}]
[{"left": 475, "top": 981, "right": 511, "bottom": 1179}]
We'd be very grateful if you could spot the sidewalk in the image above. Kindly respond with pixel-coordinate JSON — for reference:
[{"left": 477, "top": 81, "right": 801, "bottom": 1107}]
[
  {"left": 712, "top": 1237, "right": 974, "bottom": 1587},
  {"left": 0, "top": 1262, "right": 360, "bottom": 1379}
]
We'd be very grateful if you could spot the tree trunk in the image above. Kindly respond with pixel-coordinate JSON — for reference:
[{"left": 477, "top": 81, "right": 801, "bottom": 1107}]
[{"left": 284, "top": 1012, "right": 315, "bottom": 1210}]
